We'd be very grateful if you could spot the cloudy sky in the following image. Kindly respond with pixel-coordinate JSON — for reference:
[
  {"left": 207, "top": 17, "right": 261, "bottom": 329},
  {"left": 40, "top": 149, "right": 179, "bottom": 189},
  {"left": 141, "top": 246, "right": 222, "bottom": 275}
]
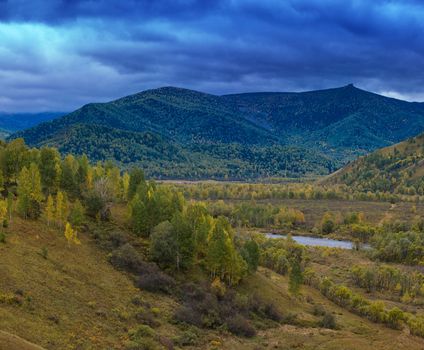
[{"left": 0, "top": 0, "right": 423, "bottom": 112}]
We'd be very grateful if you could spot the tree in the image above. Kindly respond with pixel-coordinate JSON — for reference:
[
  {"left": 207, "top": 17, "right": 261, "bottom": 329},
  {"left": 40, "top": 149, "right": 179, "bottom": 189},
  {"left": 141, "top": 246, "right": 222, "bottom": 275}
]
[
  {"left": 61, "top": 154, "right": 78, "bottom": 196},
  {"left": 45, "top": 194, "right": 55, "bottom": 226},
  {"left": 206, "top": 216, "right": 233, "bottom": 281},
  {"left": 39, "top": 147, "right": 61, "bottom": 194},
  {"left": 64, "top": 222, "right": 81, "bottom": 247},
  {"left": 55, "top": 191, "right": 69, "bottom": 228},
  {"left": 171, "top": 211, "right": 195, "bottom": 271},
  {"left": 128, "top": 168, "right": 145, "bottom": 200},
  {"left": 69, "top": 199, "right": 85, "bottom": 228},
  {"left": 0, "top": 200, "right": 7, "bottom": 230},
  {"left": 1, "top": 138, "right": 27, "bottom": 182},
  {"left": 6, "top": 192, "right": 14, "bottom": 222},
  {"left": 150, "top": 221, "right": 177, "bottom": 269},
  {"left": 242, "top": 239, "right": 260, "bottom": 273},
  {"left": 16, "top": 163, "right": 43, "bottom": 219},
  {"left": 76, "top": 154, "right": 89, "bottom": 192}
]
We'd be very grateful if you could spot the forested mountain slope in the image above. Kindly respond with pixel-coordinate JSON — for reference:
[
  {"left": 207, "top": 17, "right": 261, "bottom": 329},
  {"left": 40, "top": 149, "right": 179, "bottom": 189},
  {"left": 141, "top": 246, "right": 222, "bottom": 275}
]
[
  {"left": 324, "top": 132, "right": 424, "bottom": 195},
  {"left": 11, "top": 85, "right": 424, "bottom": 179}
]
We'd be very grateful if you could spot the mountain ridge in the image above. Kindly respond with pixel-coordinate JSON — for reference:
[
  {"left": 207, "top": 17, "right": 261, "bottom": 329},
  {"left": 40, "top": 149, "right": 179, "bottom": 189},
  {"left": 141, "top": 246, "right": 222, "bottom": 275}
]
[{"left": 10, "top": 84, "right": 424, "bottom": 179}]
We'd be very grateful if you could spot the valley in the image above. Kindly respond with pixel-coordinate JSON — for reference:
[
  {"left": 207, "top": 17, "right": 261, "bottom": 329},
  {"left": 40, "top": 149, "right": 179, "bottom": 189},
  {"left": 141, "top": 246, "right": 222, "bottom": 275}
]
[{"left": 0, "top": 138, "right": 424, "bottom": 349}]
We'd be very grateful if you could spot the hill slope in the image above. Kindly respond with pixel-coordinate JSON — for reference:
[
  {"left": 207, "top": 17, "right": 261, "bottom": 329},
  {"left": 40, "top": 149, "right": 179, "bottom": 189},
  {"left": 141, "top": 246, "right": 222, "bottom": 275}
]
[
  {"left": 11, "top": 85, "right": 424, "bottom": 179},
  {"left": 324, "top": 132, "right": 424, "bottom": 194},
  {"left": 2, "top": 210, "right": 424, "bottom": 350}
]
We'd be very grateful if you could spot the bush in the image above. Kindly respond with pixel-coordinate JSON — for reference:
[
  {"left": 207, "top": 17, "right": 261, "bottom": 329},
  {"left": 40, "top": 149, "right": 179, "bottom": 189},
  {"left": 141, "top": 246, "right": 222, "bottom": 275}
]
[
  {"left": 174, "top": 306, "right": 202, "bottom": 327},
  {"left": 136, "top": 271, "right": 175, "bottom": 294},
  {"left": 226, "top": 314, "right": 256, "bottom": 337},
  {"left": 174, "top": 328, "right": 199, "bottom": 346},
  {"left": 109, "top": 243, "right": 144, "bottom": 273},
  {"left": 313, "top": 304, "right": 326, "bottom": 316},
  {"left": 263, "top": 302, "right": 283, "bottom": 322},
  {"left": 135, "top": 308, "right": 160, "bottom": 328},
  {"left": 0, "top": 232, "right": 5, "bottom": 243},
  {"left": 108, "top": 231, "right": 128, "bottom": 248},
  {"left": 320, "top": 312, "right": 336, "bottom": 329}
]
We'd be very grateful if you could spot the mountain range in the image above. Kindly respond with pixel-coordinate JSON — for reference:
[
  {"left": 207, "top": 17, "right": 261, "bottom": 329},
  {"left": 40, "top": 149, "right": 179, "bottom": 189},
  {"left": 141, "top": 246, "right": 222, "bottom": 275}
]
[{"left": 11, "top": 84, "right": 424, "bottom": 179}]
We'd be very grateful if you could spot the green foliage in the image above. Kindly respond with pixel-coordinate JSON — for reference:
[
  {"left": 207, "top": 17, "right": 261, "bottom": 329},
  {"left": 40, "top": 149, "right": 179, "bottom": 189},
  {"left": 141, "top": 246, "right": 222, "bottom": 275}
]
[
  {"left": 68, "top": 199, "right": 85, "bottom": 228},
  {"left": 17, "top": 163, "right": 43, "bottom": 219},
  {"left": 241, "top": 239, "right": 260, "bottom": 273}
]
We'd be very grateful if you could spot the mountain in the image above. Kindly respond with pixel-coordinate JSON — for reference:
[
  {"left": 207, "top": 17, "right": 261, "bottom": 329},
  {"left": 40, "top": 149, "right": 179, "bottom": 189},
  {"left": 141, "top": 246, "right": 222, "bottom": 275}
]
[
  {"left": 10, "top": 85, "right": 424, "bottom": 179},
  {"left": 223, "top": 84, "right": 424, "bottom": 160},
  {"left": 0, "top": 112, "right": 64, "bottom": 135},
  {"left": 324, "top": 132, "right": 424, "bottom": 194}
]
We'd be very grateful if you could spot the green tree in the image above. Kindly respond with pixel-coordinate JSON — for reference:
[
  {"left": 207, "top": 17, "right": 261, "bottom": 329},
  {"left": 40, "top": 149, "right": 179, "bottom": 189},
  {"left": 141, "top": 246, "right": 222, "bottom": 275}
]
[
  {"left": 69, "top": 199, "right": 85, "bottom": 228},
  {"left": 150, "top": 221, "right": 177, "bottom": 268},
  {"left": 39, "top": 147, "right": 61, "bottom": 194},
  {"left": 206, "top": 216, "right": 233, "bottom": 281},
  {"left": 60, "top": 154, "right": 78, "bottom": 196},
  {"left": 17, "top": 163, "right": 43, "bottom": 219},
  {"left": 242, "top": 239, "right": 260, "bottom": 273},
  {"left": 127, "top": 168, "right": 145, "bottom": 200}
]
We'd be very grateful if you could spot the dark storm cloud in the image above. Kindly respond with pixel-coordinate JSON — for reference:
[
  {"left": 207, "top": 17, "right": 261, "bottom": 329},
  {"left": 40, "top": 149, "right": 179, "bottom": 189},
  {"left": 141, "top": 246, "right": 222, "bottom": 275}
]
[{"left": 0, "top": 0, "right": 423, "bottom": 111}]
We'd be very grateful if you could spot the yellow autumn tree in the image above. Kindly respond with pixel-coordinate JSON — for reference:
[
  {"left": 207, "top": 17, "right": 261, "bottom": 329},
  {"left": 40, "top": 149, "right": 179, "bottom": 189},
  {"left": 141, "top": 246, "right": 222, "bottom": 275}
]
[
  {"left": 64, "top": 222, "right": 80, "bottom": 247},
  {"left": 0, "top": 199, "right": 7, "bottom": 229}
]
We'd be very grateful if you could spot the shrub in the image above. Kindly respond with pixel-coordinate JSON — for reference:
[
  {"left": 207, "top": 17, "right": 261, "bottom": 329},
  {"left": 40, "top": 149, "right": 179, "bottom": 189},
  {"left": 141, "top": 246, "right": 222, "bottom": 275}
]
[
  {"left": 174, "top": 328, "right": 199, "bottom": 346},
  {"left": 313, "top": 304, "right": 326, "bottom": 316},
  {"left": 263, "top": 302, "right": 283, "bottom": 322},
  {"left": 226, "top": 314, "right": 256, "bottom": 337},
  {"left": 0, "top": 232, "right": 5, "bottom": 243},
  {"left": 173, "top": 306, "right": 202, "bottom": 327},
  {"left": 109, "top": 243, "right": 144, "bottom": 273},
  {"left": 135, "top": 308, "right": 160, "bottom": 328},
  {"left": 320, "top": 312, "right": 336, "bottom": 329},
  {"left": 108, "top": 231, "right": 128, "bottom": 248},
  {"left": 136, "top": 271, "right": 175, "bottom": 294}
]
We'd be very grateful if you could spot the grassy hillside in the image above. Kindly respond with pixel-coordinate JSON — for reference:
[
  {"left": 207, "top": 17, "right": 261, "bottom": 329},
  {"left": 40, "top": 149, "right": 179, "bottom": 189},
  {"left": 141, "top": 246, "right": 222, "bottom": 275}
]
[
  {"left": 11, "top": 85, "right": 424, "bottom": 179},
  {"left": 2, "top": 213, "right": 424, "bottom": 350},
  {"left": 325, "top": 132, "right": 424, "bottom": 194}
]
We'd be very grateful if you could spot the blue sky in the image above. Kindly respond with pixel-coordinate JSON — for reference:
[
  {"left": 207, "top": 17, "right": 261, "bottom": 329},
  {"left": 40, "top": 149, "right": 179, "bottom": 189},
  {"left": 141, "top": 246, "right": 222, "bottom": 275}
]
[{"left": 0, "top": 0, "right": 423, "bottom": 112}]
